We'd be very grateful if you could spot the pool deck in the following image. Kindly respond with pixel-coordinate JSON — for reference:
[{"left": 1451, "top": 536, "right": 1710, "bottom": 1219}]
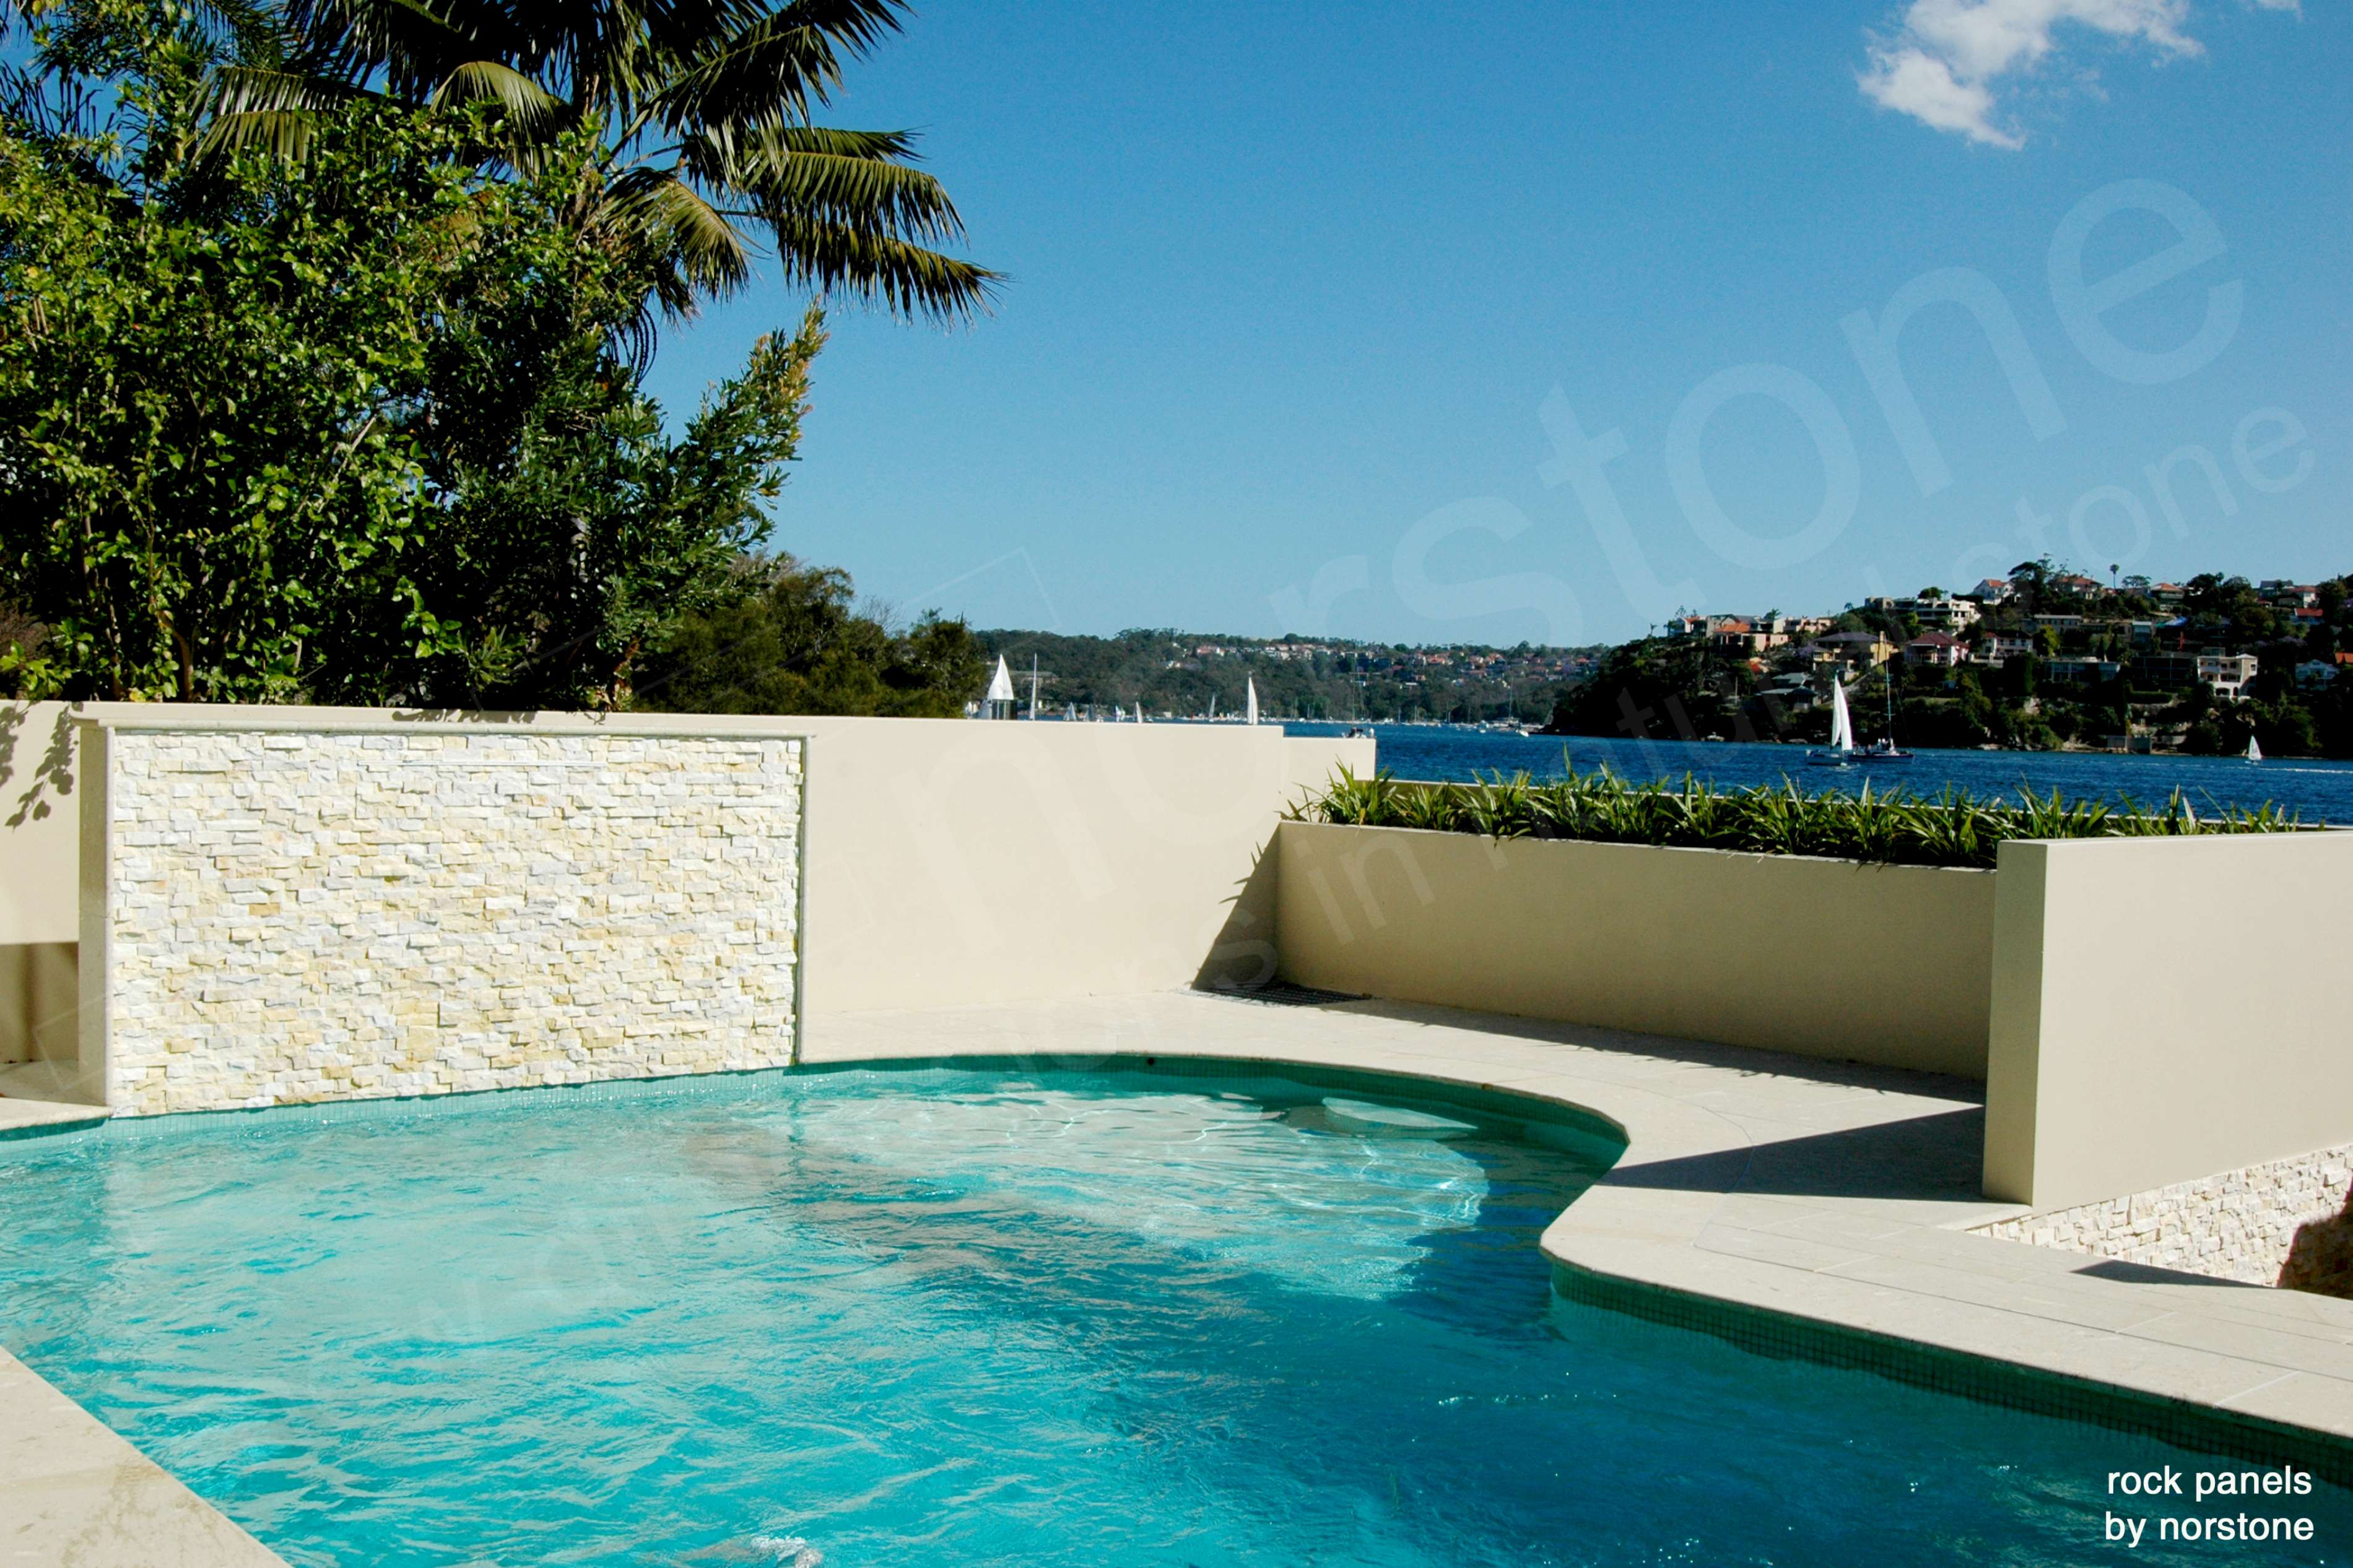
[
  {"left": 6, "top": 987, "right": 2352, "bottom": 1564},
  {"left": 0, "top": 1349, "right": 286, "bottom": 1567}
]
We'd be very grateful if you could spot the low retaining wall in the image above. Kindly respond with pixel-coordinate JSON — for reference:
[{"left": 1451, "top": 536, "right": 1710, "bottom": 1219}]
[
  {"left": 1273, "top": 821, "right": 1997, "bottom": 1078},
  {"left": 1980, "top": 1142, "right": 2353, "bottom": 1290},
  {"left": 82, "top": 718, "right": 806, "bottom": 1114}
]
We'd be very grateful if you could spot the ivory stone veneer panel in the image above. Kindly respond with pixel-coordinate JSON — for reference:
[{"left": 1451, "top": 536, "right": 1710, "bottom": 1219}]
[
  {"left": 1980, "top": 1143, "right": 2353, "bottom": 1287},
  {"left": 93, "top": 728, "right": 801, "bottom": 1115}
]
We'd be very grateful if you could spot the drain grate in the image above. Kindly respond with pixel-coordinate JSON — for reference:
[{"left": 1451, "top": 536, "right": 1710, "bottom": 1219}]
[{"left": 1206, "top": 981, "right": 1368, "bottom": 1008}]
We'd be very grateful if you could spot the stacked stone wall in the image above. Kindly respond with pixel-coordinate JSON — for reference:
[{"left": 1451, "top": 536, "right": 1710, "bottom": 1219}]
[
  {"left": 97, "top": 727, "right": 801, "bottom": 1114},
  {"left": 1980, "top": 1144, "right": 2353, "bottom": 1289}
]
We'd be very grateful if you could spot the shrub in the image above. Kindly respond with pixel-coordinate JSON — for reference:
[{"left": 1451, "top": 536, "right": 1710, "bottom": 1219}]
[{"left": 1289, "top": 763, "right": 2305, "bottom": 870}]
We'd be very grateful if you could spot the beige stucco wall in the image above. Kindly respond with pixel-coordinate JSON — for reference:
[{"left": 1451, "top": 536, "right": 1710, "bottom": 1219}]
[
  {"left": 785, "top": 718, "right": 1364, "bottom": 1014},
  {"left": 1983, "top": 832, "right": 2353, "bottom": 1210},
  {"left": 1274, "top": 820, "right": 1997, "bottom": 1078},
  {"left": 1, "top": 701, "right": 79, "bottom": 945},
  {"left": 83, "top": 718, "right": 806, "bottom": 1114}
]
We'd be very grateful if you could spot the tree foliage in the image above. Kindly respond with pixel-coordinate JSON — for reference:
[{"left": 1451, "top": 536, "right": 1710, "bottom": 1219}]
[
  {"left": 0, "top": 1, "right": 928, "bottom": 711},
  {"left": 1, "top": 95, "right": 823, "bottom": 704},
  {"left": 635, "top": 556, "right": 982, "bottom": 717}
]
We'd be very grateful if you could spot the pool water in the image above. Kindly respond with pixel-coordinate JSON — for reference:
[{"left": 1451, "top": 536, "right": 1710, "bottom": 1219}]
[{"left": 1, "top": 1068, "right": 2347, "bottom": 1567}]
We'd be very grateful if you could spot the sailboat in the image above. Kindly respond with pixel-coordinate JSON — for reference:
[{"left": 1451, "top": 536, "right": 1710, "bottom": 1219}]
[
  {"left": 1027, "top": 656, "right": 1040, "bottom": 720},
  {"left": 1246, "top": 678, "right": 1260, "bottom": 727},
  {"left": 1809, "top": 680, "right": 1857, "bottom": 768},
  {"left": 983, "top": 656, "right": 1016, "bottom": 719},
  {"left": 2246, "top": 735, "right": 2263, "bottom": 763},
  {"left": 1858, "top": 672, "right": 1913, "bottom": 763}
]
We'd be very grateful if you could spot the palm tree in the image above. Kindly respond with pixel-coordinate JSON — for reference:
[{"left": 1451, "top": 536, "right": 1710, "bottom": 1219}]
[{"left": 204, "top": 0, "right": 994, "bottom": 323}]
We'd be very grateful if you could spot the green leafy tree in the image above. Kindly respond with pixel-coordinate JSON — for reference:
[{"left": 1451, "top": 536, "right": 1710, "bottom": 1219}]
[
  {"left": 635, "top": 556, "right": 981, "bottom": 716},
  {"left": 1, "top": 98, "right": 484, "bottom": 700},
  {"left": 2, "top": 18, "right": 825, "bottom": 707}
]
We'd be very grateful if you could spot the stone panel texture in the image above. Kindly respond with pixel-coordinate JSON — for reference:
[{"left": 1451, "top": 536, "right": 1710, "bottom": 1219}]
[
  {"left": 1980, "top": 1143, "right": 2353, "bottom": 1290},
  {"left": 99, "top": 728, "right": 801, "bottom": 1115}
]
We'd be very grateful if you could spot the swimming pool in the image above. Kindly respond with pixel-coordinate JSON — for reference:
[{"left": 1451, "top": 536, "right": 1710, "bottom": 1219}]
[{"left": 2, "top": 1067, "right": 2346, "bottom": 1566}]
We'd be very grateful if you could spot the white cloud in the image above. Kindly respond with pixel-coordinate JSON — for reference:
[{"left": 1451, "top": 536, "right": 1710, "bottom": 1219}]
[{"left": 1858, "top": 1, "right": 2289, "bottom": 149}]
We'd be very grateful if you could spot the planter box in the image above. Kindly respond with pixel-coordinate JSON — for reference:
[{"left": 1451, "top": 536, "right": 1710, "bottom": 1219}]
[
  {"left": 1274, "top": 820, "right": 1996, "bottom": 1079},
  {"left": 1277, "top": 820, "right": 2353, "bottom": 1212}
]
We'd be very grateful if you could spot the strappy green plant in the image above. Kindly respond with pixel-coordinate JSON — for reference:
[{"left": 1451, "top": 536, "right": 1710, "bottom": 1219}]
[{"left": 1294, "top": 766, "right": 2307, "bottom": 869}]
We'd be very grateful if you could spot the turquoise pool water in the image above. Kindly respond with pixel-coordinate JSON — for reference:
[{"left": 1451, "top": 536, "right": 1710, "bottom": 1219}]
[{"left": 1, "top": 1068, "right": 2347, "bottom": 1566}]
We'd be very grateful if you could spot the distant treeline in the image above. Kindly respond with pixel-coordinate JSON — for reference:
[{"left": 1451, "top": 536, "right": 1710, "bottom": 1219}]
[{"left": 973, "top": 630, "right": 1598, "bottom": 723}]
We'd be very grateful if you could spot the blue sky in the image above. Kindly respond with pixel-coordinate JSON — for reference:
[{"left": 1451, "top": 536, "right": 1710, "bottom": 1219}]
[{"left": 645, "top": 1, "right": 2351, "bottom": 647}]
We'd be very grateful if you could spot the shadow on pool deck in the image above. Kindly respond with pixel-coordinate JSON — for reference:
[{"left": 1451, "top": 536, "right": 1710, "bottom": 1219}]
[{"left": 1607, "top": 1106, "right": 1986, "bottom": 1205}]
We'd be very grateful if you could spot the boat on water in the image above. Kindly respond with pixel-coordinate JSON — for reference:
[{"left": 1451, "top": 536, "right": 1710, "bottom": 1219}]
[
  {"left": 1857, "top": 674, "right": 1913, "bottom": 763},
  {"left": 1808, "top": 681, "right": 1858, "bottom": 768},
  {"left": 2247, "top": 735, "right": 2264, "bottom": 763}
]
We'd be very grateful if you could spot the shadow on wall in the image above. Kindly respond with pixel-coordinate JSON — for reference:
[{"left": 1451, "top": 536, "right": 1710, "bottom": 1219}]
[
  {"left": 1, "top": 702, "right": 76, "bottom": 826},
  {"left": 2279, "top": 1185, "right": 2353, "bottom": 1301},
  {"left": 1190, "top": 844, "right": 1281, "bottom": 995}
]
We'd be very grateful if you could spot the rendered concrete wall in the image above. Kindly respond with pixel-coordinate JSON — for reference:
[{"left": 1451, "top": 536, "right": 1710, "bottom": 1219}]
[
  {"left": 1, "top": 701, "right": 79, "bottom": 946},
  {"left": 785, "top": 718, "right": 1364, "bottom": 1015},
  {"left": 1983, "top": 833, "right": 2353, "bottom": 1210},
  {"left": 1274, "top": 820, "right": 1997, "bottom": 1078},
  {"left": 83, "top": 719, "right": 804, "bottom": 1114}
]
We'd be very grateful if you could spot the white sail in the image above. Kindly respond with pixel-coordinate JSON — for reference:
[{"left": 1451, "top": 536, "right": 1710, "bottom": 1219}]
[
  {"left": 985, "top": 656, "right": 1015, "bottom": 705},
  {"left": 1246, "top": 678, "right": 1260, "bottom": 726},
  {"left": 2246, "top": 735, "right": 2263, "bottom": 763},
  {"left": 1827, "top": 681, "right": 1855, "bottom": 753},
  {"left": 1027, "top": 656, "right": 1040, "bottom": 719}
]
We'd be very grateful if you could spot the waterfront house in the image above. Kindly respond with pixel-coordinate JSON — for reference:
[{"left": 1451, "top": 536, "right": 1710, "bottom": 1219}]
[
  {"left": 2042, "top": 656, "right": 2121, "bottom": 686},
  {"left": 2196, "top": 651, "right": 2261, "bottom": 700},
  {"left": 1904, "top": 631, "right": 1965, "bottom": 669},
  {"left": 1817, "top": 631, "right": 1895, "bottom": 669},
  {"left": 1972, "top": 634, "right": 2032, "bottom": 665}
]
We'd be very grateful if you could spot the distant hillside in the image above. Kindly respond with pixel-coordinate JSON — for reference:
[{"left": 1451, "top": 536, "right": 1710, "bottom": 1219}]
[{"left": 973, "top": 628, "right": 1602, "bottom": 723}]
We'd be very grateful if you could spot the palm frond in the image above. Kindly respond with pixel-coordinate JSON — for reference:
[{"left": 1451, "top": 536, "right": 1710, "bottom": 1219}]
[
  {"left": 765, "top": 211, "right": 997, "bottom": 321},
  {"left": 599, "top": 165, "right": 757, "bottom": 306},
  {"left": 430, "top": 58, "right": 561, "bottom": 136},
  {"left": 198, "top": 108, "right": 327, "bottom": 161},
  {"left": 646, "top": 1, "right": 895, "bottom": 136},
  {"left": 684, "top": 123, "right": 963, "bottom": 242},
  {"left": 287, "top": 0, "right": 492, "bottom": 102},
  {"left": 196, "top": 65, "right": 357, "bottom": 160},
  {"left": 204, "top": 61, "right": 352, "bottom": 119}
]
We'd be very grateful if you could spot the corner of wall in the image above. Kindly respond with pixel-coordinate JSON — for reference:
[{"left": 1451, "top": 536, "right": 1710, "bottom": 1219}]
[
  {"left": 1981, "top": 838, "right": 2051, "bottom": 1205},
  {"left": 74, "top": 721, "right": 111, "bottom": 1109}
]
